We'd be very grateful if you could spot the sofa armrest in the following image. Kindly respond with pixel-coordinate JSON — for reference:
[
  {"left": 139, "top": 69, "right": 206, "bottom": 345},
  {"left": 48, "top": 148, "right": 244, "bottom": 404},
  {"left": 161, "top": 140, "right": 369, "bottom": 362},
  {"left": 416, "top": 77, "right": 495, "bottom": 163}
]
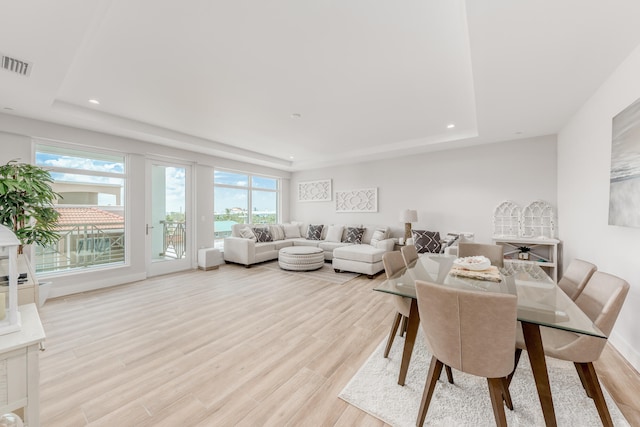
[
  {"left": 223, "top": 237, "right": 256, "bottom": 266},
  {"left": 374, "top": 238, "right": 395, "bottom": 252}
]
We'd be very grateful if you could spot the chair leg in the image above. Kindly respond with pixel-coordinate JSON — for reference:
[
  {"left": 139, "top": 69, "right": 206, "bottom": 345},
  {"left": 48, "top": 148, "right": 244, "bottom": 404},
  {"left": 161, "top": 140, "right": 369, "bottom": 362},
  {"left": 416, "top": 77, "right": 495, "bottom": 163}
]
[
  {"left": 445, "top": 365, "right": 454, "bottom": 384},
  {"left": 574, "top": 362, "right": 593, "bottom": 398},
  {"left": 400, "top": 315, "right": 408, "bottom": 337},
  {"left": 384, "top": 312, "right": 403, "bottom": 358},
  {"left": 500, "top": 377, "right": 514, "bottom": 410},
  {"left": 487, "top": 377, "right": 508, "bottom": 427},
  {"left": 575, "top": 362, "right": 614, "bottom": 427},
  {"left": 417, "top": 356, "right": 443, "bottom": 427}
]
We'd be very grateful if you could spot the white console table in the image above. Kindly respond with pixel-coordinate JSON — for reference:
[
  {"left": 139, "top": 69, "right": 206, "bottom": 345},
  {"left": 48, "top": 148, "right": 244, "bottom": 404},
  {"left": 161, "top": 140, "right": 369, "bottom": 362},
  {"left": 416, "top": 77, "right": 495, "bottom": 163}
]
[
  {"left": 0, "top": 304, "right": 45, "bottom": 426},
  {"left": 493, "top": 237, "right": 561, "bottom": 282}
]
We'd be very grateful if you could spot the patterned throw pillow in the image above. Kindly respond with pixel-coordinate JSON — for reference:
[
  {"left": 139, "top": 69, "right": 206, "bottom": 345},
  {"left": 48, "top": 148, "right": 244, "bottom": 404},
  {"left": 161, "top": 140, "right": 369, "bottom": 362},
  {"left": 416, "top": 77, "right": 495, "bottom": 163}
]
[
  {"left": 344, "top": 227, "right": 365, "bottom": 244},
  {"left": 412, "top": 230, "right": 441, "bottom": 253},
  {"left": 253, "top": 227, "right": 273, "bottom": 242},
  {"left": 306, "top": 224, "right": 324, "bottom": 240},
  {"left": 239, "top": 227, "right": 256, "bottom": 240}
]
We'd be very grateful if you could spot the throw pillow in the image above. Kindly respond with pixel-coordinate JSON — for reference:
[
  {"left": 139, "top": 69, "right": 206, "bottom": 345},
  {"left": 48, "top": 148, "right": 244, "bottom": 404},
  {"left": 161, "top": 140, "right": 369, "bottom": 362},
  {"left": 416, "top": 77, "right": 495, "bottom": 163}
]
[
  {"left": 412, "top": 230, "right": 441, "bottom": 253},
  {"left": 306, "top": 224, "right": 324, "bottom": 240},
  {"left": 283, "top": 223, "right": 302, "bottom": 239},
  {"left": 369, "top": 228, "right": 387, "bottom": 247},
  {"left": 253, "top": 227, "right": 273, "bottom": 242},
  {"left": 325, "top": 225, "right": 344, "bottom": 242},
  {"left": 344, "top": 227, "right": 365, "bottom": 244},
  {"left": 269, "top": 224, "right": 285, "bottom": 241},
  {"left": 239, "top": 227, "right": 256, "bottom": 240}
]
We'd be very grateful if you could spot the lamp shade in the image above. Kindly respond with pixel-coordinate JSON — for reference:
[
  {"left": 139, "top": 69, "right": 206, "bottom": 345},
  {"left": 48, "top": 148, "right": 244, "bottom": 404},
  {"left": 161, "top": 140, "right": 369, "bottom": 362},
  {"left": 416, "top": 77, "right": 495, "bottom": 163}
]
[{"left": 400, "top": 209, "right": 418, "bottom": 223}]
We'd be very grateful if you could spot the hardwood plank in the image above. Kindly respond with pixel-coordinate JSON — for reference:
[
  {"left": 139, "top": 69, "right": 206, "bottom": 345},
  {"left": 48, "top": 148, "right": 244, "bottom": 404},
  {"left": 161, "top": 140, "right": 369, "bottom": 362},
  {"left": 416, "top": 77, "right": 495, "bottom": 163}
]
[{"left": 37, "top": 263, "right": 640, "bottom": 426}]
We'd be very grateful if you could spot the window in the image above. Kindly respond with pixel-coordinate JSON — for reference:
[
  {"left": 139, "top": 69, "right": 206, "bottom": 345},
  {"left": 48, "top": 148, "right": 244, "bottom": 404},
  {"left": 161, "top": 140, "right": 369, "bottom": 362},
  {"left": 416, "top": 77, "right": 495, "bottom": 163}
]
[
  {"left": 213, "top": 169, "right": 279, "bottom": 247},
  {"left": 34, "top": 143, "right": 126, "bottom": 273}
]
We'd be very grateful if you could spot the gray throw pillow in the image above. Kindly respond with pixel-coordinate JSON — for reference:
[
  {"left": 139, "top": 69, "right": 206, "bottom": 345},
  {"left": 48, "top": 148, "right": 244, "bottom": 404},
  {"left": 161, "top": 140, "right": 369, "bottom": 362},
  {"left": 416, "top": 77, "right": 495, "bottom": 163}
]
[
  {"left": 253, "top": 227, "right": 273, "bottom": 242},
  {"left": 306, "top": 224, "right": 324, "bottom": 240},
  {"left": 412, "top": 230, "right": 441, "bottom": 253},
  {"left": 344, "top": 227, "right": 365, "bottom": 244}
]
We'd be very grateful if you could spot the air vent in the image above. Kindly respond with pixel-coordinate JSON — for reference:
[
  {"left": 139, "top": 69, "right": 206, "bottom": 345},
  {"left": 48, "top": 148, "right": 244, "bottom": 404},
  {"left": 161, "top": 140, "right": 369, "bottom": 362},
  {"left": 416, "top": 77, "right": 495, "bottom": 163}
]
[{"left": 1, "top": 53, "right": 32, "bottom": 77}]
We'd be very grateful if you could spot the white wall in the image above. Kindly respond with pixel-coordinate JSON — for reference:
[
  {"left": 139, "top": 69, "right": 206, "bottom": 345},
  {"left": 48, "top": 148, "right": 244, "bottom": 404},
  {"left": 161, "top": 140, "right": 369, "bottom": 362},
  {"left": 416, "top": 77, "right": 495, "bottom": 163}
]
[
  {"left": 0, "top": 114, "right": 291, "bottom": 297},
  {"left": 558, "top": 44, "right": 640, "bottom": 370},
  {"left": 291, "top": 135, "right": 557, "bottom": 244}
]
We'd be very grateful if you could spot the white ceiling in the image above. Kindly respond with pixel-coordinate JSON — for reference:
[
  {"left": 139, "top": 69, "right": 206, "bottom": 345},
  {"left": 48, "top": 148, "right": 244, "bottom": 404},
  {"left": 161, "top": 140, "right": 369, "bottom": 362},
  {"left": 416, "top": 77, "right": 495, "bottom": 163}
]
[{"left": 2, "top": 0, "right": 640, "bottom": 171}]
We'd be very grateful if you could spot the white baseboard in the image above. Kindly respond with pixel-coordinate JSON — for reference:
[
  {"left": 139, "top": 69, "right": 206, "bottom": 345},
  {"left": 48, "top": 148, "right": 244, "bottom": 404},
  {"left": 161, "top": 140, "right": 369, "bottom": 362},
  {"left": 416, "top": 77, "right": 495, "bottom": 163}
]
[
  {"left": 49, "top": 272, "right": 147, "bottom": 298},
  {"left": 609, "top": 331, "right": 640, "bottom": 373}
]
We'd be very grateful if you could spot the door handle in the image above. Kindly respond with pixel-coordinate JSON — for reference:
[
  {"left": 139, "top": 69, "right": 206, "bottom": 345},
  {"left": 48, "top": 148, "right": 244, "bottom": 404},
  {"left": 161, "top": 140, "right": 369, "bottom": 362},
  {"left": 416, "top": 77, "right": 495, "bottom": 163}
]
[{"left": 146, "top": 224, "right": 154, "bottom": 235}]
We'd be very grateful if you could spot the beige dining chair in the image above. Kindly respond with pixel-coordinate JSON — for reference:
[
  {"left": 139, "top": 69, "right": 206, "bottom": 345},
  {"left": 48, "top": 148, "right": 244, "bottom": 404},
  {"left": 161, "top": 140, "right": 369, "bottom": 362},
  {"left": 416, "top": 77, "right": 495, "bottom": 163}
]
[
  {"left": 515, "top": 271, "right": 629, "bottom": 426},
  {"left": 458, "top": 242, "right": 504, "bottom": 268},
  {"left": 401, "top": 244, "right": 419, "bottom": 266},
  {"left": 557, "top": 258, "right": 597, "bottom": 300},
  {"left": 382, "top": 251, "right": 411, "bottom": 358},
  {"left": 415, "top": 280, "right": 517, "bottom": 426}
]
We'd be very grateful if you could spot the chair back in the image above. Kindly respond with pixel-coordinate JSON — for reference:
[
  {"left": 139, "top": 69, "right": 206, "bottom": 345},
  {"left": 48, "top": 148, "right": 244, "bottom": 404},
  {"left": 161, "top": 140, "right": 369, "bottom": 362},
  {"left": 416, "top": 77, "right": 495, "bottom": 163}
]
[
  {"left": 575, "top": 271, "right": 630, "bottom": 336},
  {"left": 401, "top": 245, "right": 419, "bottom": 267},
  {"left": 457, "top": 243, "right": 504, "bottom": 267},
  {"left": 382, "top": 251, "right": 406, "bottom": 279},
  {"left": 415, "top": 280, "right": 517, "bottom": 378},
  {"left": 558, "top": 259, "right": 597, "bottom": 300}
]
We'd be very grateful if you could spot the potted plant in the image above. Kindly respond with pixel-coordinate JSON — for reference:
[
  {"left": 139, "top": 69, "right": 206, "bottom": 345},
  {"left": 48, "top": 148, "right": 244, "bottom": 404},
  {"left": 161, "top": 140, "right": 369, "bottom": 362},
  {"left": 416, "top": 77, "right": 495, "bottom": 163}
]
[
  {"left": 0, "top": 160, "right": 61, "bottom": 254},
  {"left": 517, "top": 246, "right": 531, "bottom": 260}
]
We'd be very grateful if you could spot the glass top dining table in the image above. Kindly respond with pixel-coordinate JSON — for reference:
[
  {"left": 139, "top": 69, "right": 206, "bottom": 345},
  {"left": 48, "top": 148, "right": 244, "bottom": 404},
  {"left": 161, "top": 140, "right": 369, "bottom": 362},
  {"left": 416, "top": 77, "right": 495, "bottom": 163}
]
[{"left": 374, "top": 254, "right": 606, "bottom": 427}]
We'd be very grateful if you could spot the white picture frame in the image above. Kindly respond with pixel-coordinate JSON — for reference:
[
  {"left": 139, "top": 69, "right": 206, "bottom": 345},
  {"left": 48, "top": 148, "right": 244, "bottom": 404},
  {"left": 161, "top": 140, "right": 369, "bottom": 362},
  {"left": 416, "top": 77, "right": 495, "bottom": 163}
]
[
  {"left": 335, "top": 188, "right": 378, "bottom": 213},
  {"left": 298, "top": 179, "right": 332, "bottom": 202}
]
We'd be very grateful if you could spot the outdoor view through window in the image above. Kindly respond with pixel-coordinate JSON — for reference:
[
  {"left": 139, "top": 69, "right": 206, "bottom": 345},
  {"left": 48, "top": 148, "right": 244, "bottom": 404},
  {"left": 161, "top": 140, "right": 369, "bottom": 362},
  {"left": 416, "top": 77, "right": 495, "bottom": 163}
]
[{"left": 213, "top": 170, "right": 279, "bottom": 248}]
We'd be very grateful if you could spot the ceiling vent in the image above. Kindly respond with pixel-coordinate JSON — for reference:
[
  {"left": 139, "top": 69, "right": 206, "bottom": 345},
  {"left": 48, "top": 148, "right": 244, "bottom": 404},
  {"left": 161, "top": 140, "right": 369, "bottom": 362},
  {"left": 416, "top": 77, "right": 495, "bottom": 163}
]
[{"left": 1, "top": 53, "right": 32, "bottom": 77}]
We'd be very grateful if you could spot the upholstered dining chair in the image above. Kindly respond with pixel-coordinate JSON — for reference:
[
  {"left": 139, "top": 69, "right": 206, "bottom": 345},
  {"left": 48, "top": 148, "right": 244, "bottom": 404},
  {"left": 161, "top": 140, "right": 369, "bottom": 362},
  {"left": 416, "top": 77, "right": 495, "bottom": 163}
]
[
  {"left": 557, "top": 258, "right": 597, "bottom": 300},
  {"left": 458, "top": 242, "right": 504, "bottom": 267},
  {"left": 401, "top": 244, "right": 419, "bottom": 267},
  {"left": 515, "top": 271, "right": 630, "bottom": 426},
  {"left": 415, "top": 280, "right": 518, "bottom": 426},
  {"left": 382, "top": 252, "right": 411, "bottom": 358}
]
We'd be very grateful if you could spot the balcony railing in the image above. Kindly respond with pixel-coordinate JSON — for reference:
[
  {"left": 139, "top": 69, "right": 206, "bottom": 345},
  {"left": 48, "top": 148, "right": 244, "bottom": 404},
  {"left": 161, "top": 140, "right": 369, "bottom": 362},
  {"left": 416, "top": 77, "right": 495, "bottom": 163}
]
[{"left": 160, "top": 220, "right": 186, "bottom": 259}]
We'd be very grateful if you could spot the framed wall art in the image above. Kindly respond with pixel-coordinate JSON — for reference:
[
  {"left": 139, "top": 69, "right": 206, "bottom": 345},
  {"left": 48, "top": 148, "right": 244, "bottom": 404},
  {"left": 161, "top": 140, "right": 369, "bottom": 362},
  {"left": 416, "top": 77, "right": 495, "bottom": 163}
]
[
  {"left": 298, "top": 179, "right": 332, "bottom": 202},
  {"left": 335, "top": 188, "right": 378, "bottom": 213}
]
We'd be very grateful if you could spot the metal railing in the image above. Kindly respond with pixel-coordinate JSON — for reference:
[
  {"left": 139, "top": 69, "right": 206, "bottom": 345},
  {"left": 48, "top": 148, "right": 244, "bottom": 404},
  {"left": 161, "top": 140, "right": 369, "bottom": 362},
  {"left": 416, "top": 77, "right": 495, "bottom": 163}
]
[{"left": 160, "top": 220, "right": 186, "bottom": 259}]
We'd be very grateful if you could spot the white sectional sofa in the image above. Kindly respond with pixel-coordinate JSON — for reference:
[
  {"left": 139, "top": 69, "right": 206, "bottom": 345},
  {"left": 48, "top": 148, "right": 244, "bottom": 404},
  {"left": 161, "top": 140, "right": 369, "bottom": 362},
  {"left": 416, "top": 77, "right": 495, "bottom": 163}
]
[{"left": 223, "top": 223, "right": 395, "bottom": 277}]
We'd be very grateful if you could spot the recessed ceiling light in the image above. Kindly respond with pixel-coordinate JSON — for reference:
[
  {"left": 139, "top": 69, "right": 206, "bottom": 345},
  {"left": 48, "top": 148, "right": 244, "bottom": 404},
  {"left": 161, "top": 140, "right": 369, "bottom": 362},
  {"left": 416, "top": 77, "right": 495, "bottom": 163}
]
[
  {"left": 289, "top": 156, "right": 294, "bottom": 160},
  {"left": 515, "top": 131, "right": 523, "bottom": 135},
  {"left": 446, "top": 123, "right": 455, "bottom": 129},
  {"left": 89, "top": 99, "right": 100, "bottom": 105},
  {"left": 291, "top": 113, "right": 301, "bottom": 119}
]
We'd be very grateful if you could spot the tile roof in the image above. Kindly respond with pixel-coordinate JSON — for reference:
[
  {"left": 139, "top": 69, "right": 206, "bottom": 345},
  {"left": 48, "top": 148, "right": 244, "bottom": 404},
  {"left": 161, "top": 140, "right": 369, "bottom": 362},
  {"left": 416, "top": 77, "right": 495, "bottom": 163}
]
[{"left": 55, "top": 207, "right": 124, "bottom": 231}]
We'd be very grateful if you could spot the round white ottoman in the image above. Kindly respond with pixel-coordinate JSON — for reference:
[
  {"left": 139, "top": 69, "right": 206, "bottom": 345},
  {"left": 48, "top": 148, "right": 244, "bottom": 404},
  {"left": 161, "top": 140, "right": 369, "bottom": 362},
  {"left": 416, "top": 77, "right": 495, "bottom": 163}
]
[{"left": 278, "top": 246, "right": 325, "bottom": 271}]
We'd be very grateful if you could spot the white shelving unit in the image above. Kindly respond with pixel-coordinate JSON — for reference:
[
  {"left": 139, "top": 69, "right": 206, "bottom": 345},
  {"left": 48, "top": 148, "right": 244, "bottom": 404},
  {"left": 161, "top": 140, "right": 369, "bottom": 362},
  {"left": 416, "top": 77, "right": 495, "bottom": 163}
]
[{"left": 493, "top": 237, "right": 561, "bottom": 282}]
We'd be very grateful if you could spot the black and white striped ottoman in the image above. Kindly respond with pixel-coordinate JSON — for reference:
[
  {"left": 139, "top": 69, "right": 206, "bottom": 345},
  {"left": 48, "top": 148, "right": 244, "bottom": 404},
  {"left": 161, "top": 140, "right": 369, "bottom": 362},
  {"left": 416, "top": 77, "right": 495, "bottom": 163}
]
[{"left": 278, "top": 246, "right": 325, "bottom": 271}]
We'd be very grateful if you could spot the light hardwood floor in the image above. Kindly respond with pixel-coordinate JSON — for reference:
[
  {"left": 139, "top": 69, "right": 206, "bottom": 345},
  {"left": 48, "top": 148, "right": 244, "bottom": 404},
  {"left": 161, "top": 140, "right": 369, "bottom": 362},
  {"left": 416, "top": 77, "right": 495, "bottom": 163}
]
[{"left": 38, "top": 263, "right": 640, "bottom": 426}]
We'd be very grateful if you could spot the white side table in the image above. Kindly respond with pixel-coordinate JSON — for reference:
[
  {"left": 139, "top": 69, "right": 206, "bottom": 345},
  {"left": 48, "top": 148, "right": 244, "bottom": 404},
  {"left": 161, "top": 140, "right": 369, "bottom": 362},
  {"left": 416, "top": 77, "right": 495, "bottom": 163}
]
[{"left": 0, "top": 304, "right": 45, "bottom": 426}]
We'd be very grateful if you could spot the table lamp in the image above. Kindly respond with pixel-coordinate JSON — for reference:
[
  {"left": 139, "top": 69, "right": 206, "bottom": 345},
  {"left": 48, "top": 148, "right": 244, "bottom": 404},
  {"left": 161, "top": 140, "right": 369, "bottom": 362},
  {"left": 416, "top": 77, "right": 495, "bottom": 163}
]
[{"left": 400, "top": 209, "right": 418, "bottom": 242}]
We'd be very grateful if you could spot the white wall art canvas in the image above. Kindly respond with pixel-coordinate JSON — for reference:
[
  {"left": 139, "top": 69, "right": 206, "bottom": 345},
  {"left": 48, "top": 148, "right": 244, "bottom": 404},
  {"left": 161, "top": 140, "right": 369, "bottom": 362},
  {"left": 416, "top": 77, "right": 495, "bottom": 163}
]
[
  {"left": 609, "top": 97, "right": 640, "bottom": 227},
  {"left": 335, "top": 188, "right": 378, "bottom": 212},
  {"left": 298, "top": 179, "right": 332, "bottom": 202}
]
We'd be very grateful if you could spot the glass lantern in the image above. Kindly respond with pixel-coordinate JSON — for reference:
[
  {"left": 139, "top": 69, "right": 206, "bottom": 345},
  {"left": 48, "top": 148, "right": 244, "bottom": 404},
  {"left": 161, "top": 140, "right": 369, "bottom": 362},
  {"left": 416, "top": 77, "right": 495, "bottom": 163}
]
[{"left": 0, "top": 224, "right": 21, "bottom": 335}]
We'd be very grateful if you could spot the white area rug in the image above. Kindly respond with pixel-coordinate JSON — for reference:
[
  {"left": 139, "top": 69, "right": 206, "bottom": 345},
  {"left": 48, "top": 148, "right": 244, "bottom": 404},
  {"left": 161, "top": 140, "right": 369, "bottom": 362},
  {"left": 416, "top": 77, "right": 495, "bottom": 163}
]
[
  {"left": 259, "top": 260, "right": 360, "bottom": 285},
  {"left": 339, "top": 332, "right": 629, "bottom": 427}
]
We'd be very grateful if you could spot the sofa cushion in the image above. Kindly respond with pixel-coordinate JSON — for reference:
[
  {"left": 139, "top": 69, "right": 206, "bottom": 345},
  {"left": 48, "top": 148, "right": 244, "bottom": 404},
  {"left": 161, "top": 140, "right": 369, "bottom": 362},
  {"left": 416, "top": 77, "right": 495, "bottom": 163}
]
[
  {"left": 293, "top": 240, "right": 321, "bottom": 248},
  {"left": 333, "top": 245, "right": 386, "bottom": 263},
  {"left": 274, "top": 240, "right": 294, "bottom": 250},
  {"left": 325, "top": 225, "right": 344, "bottom": 242},
  {"left": 318, "top": 241, "right": 352, "bottom": 252},
  {"left": 253, "top": 227, "right": 273, "bottom": 242},
  {"left": 255, "top": 242, "right": 276, "bottom": 254},
  {"left": 239, "top": 227, "right": 256, "bottom": 240},
  {"left": 283, "top": 223, "right": 302, "bottom": 239},
  {"left": 306, "top": 224, "right": 324, "bottom": 240},
  {"left": 269, "top": 224, "right": 285, "bottom": 241},
  {"left": 412, "top": 230, "right": 441, "bottom": 253},
  {"left": 344, "top": 227, "right": 365, "bottom": 244}
]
